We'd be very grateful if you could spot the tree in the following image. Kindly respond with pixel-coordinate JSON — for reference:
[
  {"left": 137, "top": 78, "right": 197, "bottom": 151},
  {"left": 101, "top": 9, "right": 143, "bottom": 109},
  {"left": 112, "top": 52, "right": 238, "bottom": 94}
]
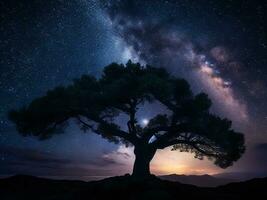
[{"left": 9, "top": 61, "right": 245, "bottom": 178}]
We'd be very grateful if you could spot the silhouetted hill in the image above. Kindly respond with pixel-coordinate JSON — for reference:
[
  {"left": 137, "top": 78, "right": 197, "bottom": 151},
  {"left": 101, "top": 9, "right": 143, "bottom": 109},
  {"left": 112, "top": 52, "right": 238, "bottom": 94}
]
[
  {"left": 0, "top": 174, "right": 267, "bottom": 200},
  {"left": 217, "top": 177, "right": 267, "bottom": 193},
  {"left": 159, "top": 174, "right": 234, "bottom": 187},
  {"left": 214, "top": 171, "right": 267, "bottom": 181}
]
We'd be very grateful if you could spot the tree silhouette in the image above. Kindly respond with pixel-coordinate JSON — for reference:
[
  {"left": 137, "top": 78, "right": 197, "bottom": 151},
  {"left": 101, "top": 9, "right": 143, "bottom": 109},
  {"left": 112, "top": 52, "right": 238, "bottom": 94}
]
[{"left": 9, "top": 61, "right": 245, "bottom": 177}]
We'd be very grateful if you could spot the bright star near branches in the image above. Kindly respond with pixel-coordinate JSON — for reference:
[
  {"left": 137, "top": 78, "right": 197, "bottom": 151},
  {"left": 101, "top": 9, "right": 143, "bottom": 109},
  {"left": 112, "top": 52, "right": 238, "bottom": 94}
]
[{"left": 141, "top": 118, "right": 149, "bottom": 126}]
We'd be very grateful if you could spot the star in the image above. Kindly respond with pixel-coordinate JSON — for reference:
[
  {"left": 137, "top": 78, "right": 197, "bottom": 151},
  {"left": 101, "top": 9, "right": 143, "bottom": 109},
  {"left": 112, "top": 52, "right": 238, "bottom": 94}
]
[{"left": 141, "top": 118, "right": 149, "bottom": 126}]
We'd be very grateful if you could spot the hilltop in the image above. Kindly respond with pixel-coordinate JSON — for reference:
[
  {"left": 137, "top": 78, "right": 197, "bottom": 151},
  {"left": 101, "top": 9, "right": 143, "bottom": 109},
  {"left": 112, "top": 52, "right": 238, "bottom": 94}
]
[{"left": 1, "top": 174, "right": 267, "bottom": 200}]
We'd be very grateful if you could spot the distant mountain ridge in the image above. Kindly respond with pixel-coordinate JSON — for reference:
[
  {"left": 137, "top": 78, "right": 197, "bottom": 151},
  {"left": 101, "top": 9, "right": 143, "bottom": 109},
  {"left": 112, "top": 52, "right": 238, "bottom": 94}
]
[
  {"left": 213, "top": 171, "right": 267, "bottom": 181},
  {"left": 159, "top": 174, "right": 234, "bottom": 187}
]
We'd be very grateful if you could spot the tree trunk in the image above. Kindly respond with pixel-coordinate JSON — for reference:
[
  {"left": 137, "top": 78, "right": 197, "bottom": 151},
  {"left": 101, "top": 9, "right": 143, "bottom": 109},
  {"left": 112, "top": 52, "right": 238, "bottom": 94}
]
[{"left": 132, "top": 145, "right": 156, "bottom": 178}]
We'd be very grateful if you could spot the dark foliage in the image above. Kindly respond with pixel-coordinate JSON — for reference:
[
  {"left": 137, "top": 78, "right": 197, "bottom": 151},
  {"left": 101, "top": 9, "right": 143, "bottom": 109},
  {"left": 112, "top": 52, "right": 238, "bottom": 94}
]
[{"left": 9, "top": 61, "right": 245, "bottom": 176}]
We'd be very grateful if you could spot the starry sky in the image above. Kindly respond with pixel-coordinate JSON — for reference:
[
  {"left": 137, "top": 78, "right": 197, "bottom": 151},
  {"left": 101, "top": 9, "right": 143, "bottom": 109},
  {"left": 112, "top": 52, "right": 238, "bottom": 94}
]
[{"left": 0, "top": 0, "right": 267, "bottom": 180}]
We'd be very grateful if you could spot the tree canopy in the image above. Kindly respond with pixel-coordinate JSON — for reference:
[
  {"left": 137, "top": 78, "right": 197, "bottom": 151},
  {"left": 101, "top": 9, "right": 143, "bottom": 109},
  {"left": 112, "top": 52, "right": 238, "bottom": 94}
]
[{"left": 9, "top": 61, "right": 245, "bottom": 176}]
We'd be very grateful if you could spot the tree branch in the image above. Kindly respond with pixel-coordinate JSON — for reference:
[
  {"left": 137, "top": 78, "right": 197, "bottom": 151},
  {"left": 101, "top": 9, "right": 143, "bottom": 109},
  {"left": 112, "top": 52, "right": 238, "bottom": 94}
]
[
  {"left": 77, "top": 115, "right": 137, "bottom": 144},
  {"left": 154, "top": 136, "right": 218, "bottom": 158},
  {"left": 127, "top": 98, "right": 137, "bottom": 135}
]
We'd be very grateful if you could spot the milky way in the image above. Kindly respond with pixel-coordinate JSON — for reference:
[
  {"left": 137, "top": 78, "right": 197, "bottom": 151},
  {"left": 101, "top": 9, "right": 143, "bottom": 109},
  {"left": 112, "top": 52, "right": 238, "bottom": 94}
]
[{"left": 103, "top": 1, "right": 248, "bottom": 126}]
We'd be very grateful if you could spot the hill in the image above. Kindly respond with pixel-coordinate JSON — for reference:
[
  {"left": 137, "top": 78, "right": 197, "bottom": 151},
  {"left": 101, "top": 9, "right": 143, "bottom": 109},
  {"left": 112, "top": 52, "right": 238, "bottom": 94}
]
[
  {"left": 159, "top": 174, "right": 234, "bottom": 187},
  {"left": 213, "top": 171, "right": 267, "bottom": 181},
  {"left": 0, "top": 174, "right": 267, "bottom": 200}
]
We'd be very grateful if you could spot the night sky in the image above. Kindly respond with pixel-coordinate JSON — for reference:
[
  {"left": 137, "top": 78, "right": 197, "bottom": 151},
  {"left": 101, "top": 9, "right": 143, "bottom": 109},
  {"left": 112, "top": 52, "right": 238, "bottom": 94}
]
[{"left": 0, "top": 0, "right": 267, "bottom": 180}]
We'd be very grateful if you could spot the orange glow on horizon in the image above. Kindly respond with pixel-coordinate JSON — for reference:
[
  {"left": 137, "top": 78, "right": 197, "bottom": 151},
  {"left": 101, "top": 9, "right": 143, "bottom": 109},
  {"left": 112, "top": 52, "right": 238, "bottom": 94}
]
[{"left": 150, "top": 148, "right": 223, "bottom": 175}]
